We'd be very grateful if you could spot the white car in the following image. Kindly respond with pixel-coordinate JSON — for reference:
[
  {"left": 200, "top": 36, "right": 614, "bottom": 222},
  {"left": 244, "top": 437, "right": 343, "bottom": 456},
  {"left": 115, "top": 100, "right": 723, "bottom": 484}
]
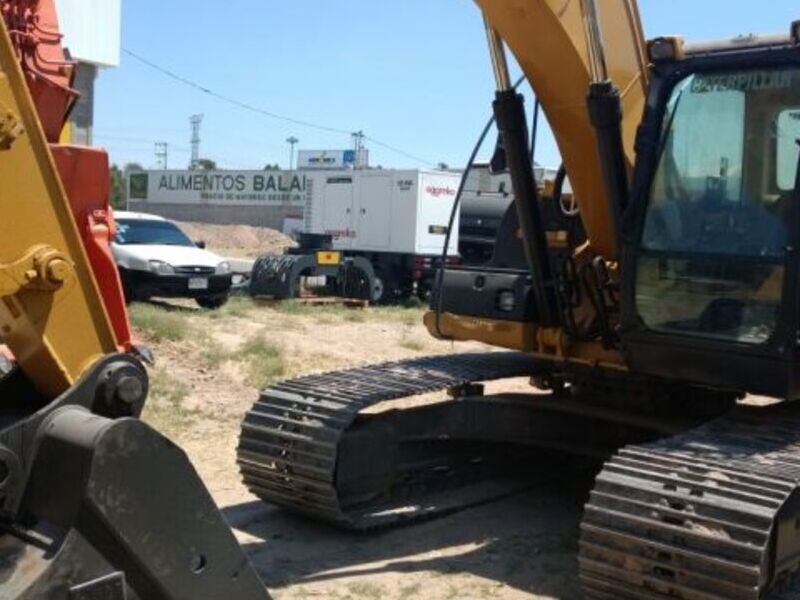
[{"left": 112, "top": 211, "right": 233, "bottom": 309}]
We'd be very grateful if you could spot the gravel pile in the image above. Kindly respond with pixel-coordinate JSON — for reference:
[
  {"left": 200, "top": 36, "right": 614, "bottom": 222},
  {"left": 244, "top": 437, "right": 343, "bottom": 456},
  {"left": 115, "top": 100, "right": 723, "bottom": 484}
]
[{"left": 177, "top": 221, "right": 297, "bottom": 258}]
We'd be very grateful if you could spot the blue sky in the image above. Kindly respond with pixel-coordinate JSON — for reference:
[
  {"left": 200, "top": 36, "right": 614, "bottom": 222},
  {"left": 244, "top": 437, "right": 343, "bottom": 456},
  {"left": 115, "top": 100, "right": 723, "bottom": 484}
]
[{"left": 95, "top": 1, "right": 800, "bottom": 172}]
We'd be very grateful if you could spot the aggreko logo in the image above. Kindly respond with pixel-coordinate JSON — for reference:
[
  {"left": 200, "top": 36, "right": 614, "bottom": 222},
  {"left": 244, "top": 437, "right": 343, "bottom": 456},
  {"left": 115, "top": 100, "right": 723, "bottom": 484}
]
[
  {"left": 425, "top": 186, "right": 456, "bottom": 198},
  {"left": 325, "top": 228, "right": 357, "bottom": 240}
]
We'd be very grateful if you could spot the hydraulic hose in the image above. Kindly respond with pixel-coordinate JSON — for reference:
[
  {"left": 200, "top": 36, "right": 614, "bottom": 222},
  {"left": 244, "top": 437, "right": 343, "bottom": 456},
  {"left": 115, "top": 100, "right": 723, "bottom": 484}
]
[{"left": 434, "top": 76, "right": 526, "bottom": 338}]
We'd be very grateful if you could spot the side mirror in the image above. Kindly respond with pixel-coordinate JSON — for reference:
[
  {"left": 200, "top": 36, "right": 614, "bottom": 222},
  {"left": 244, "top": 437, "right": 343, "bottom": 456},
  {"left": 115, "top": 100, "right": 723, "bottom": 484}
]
[{"left": 195, "top": 240, "right": 207, "bottom": 249}]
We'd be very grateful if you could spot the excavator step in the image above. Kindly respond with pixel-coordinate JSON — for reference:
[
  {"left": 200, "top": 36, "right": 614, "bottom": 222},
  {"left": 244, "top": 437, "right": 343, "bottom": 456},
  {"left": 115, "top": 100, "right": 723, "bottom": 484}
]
[{"left": 580, "top": 402, "right": 800, "bottom": 600}]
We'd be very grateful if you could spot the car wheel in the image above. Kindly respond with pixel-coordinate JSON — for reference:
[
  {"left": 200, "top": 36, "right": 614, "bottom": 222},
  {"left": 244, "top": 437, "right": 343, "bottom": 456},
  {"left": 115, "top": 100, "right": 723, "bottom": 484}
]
[
  {"left": 119, "top": 270, "right": 138, "bottom": 304},
  {"left": 196, "top": 294, "right": 230, "bottom": 310}
]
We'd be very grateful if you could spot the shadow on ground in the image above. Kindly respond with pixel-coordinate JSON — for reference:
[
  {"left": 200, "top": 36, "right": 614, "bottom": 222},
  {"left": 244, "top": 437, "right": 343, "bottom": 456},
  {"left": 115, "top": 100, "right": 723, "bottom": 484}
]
[
  {"left": 224, "top": 466, "right": 596, "bottom": 599},
  {"left": 146, "top": 298, "right": 202, "bottom": 313}
]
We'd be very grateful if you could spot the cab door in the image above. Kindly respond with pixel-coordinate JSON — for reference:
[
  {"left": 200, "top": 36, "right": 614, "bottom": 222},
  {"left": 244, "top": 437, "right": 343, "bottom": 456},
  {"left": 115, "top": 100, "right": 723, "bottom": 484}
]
[{"left": 621, "top": 59, "right": 800, "bottom": 399}]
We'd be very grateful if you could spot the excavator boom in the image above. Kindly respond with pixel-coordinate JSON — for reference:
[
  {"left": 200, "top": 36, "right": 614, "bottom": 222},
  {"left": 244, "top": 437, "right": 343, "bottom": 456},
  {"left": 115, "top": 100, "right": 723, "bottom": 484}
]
[{"left": 475, "top": 0, "right": 648, "bottom": 259}]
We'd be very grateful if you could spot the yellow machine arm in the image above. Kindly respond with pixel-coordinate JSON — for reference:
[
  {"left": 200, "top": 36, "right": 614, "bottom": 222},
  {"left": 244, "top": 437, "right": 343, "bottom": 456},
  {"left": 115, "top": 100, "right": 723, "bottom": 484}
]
[
  {"left": 0, "top": 8, "right": 271, "bottom": 598},
  {"left": 475, "top": 0, "right": 648, "bottom": 259},
  {"left": 0, "top": 18, "right": 117, "bottom": 398}
]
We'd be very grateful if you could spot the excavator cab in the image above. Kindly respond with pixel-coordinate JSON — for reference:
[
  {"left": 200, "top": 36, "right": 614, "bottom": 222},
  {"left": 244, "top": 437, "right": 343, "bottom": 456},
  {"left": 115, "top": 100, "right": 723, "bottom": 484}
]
[{"left": 622, "top": 37, "right": 800, "bottom": 399}]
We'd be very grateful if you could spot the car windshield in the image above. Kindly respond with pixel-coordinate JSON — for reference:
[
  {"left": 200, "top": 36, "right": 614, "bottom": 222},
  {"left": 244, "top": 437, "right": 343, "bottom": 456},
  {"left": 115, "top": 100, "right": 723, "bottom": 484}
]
[{"left": 115, "top": 219, "right": 195, "bottom": 247}]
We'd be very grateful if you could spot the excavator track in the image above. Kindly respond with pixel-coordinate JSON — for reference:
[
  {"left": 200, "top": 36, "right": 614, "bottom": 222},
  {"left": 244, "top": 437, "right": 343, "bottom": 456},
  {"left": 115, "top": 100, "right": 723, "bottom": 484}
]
[
  {"left": 237, "top": 351, "right": 540, "bottom": 530},
  {"left": 580, "top": 402, "right": 800, "bottom": 600}
]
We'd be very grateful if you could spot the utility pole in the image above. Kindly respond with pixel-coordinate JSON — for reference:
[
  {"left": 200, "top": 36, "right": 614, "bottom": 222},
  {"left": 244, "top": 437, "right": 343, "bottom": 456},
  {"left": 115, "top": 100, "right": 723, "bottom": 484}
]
[
  {"left": 352, "top": 130, "right": 365, "bottom": 153},
  {"left": 352, "top": 130, "right": 366, "bottom": 169},
  {"left": 190, "top": 114, "right": 203, "bottom": 170},
  {"left": 155, "top": 142, "right": 169, "bottom": 170},
  {"left": 286, "top": 136, "right": 299, "bottom": 170}
]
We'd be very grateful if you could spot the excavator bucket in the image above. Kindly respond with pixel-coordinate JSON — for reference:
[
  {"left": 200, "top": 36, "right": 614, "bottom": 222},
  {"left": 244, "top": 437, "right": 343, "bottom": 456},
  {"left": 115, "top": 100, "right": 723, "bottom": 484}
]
[{"left": 0, "top": 358, "right": 270, "bottom": 599}]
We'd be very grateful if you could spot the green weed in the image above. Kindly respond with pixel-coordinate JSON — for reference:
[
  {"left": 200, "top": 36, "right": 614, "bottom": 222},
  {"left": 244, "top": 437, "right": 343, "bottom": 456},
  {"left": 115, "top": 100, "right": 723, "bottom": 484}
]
[
  {"left": 203, "top": 296, "right": 256, "bottom": 320},
  {"left": 129, "top": 303, "right": 191, "bottom": 342},
  {"left": 142, "top": 368, "right": 196, "bottom": 436},
  {"left": 233, "top": 336, "right": 286, "bottom": 388}
]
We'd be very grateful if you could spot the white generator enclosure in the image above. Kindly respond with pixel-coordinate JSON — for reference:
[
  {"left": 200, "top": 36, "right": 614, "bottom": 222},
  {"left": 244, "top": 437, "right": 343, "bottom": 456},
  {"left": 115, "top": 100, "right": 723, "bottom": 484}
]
[{"left": 305, "top": 170, "right": 461, "bottom": 256}]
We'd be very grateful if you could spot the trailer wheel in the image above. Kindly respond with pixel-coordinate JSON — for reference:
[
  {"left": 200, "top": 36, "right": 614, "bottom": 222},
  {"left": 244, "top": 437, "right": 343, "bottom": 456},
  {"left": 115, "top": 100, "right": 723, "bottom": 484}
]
[
  {"left": 371, "top": 268, "right": 401, "bottom": 305},
  {"left": 371, "top": 276, "right": 386, "bottom": 304},
  {"left": 341, "top": 268, "right": 372, "bottom": 301}
]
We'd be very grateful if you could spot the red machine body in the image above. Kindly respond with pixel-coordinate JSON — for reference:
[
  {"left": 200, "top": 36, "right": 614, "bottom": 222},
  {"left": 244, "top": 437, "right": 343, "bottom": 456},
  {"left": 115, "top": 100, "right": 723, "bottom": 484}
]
[{"left": 1, "top": 0, "right": 133, "bottom": 351}]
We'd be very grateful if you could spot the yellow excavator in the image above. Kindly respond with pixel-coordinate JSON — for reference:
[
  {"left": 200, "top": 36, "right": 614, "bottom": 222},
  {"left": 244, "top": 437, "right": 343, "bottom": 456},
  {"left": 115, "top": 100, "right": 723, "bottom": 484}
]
[{"left": 237, "top": 2, "right": 800, "bottom": 599}]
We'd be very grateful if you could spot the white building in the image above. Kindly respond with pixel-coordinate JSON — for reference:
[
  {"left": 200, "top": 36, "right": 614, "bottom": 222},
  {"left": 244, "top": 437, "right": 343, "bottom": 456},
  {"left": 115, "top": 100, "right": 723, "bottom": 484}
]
[{"left": 54, "top": 0, "right": 122, "bottom": 145}]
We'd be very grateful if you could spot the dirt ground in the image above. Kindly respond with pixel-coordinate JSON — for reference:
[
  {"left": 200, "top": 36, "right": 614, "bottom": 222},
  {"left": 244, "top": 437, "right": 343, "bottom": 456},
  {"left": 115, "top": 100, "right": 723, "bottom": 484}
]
[{"left": 130, "top": 297, "right": 588, "bottom": 600}]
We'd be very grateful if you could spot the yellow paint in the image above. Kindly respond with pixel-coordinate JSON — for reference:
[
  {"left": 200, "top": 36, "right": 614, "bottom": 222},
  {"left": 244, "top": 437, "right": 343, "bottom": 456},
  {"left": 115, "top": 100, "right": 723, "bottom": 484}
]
[
  {"left": 474, "top": 0, "right": 647, "bottom": 260},
  {"left": 0, "top": 19, "right": 117, "bottom": 398},
  {"left": 316, "top": 251, "right": 341, "bottom": 266},
  {"left": 424, "top": 311, "right": 625, "bottom": 370},
  {"left": 424, "top": 310, "right": 537, "bottom": 352},
  {"left": 58, "top": 119, "right": 72, "bottom": 145}
]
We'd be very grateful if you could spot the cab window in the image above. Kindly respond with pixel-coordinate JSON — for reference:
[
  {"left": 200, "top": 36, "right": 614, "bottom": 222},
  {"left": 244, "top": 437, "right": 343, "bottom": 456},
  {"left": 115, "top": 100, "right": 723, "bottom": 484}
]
[{"left": 636, "top": 68, "right": 800, "bottom": 345}]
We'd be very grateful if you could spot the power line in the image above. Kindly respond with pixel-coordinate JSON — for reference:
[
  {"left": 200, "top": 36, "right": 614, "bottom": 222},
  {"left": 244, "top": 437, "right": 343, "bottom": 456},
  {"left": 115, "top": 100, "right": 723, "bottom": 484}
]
[
  {"left": 121, "top": 48, "right": 437, "bottom": 167},
  {"left": 363, "top": 135, "right": 434, "bottom": 167},
  {"left": 94, "top": 133, "right": 191, "bottom": 152}
]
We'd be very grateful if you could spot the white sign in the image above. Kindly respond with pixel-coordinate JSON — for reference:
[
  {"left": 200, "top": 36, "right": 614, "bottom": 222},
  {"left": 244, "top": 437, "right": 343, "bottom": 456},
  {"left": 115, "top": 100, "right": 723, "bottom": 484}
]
[
  {"left": 55, "top": 0, "right": 121, "bottom": 68},
  {"left": 297, "top": 150, "right": 357, "bottom": 170},
  {"left": 128, "top": 171, "right": 309, "bottom": 207}
]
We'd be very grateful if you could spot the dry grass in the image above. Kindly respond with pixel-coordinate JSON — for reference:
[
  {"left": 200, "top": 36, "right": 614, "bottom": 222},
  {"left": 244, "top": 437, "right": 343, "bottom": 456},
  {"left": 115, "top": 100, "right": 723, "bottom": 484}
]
[
  {"left": 345, "top": 582, "right": 385, "bottom": 599},
  {"left": 202, "top": 296, "right": 258, "bottom": 320},
  {"left": 129, "top": 303, "right": 192, "bottom": 342},
  {"left": 133, "top": 298, "right": 435, "bottom": 439},
  {"left": 269, "top": 299, "right": 422, "bottom": 325},
  {"left": 232, "top": 335, "right": 286, "bottom": 388},
  {"left": 142, "top": 368, "right": 196, "bottom": 438},
  {"left": 399, "top": 335, "right": 426, "bottom": 352}
]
